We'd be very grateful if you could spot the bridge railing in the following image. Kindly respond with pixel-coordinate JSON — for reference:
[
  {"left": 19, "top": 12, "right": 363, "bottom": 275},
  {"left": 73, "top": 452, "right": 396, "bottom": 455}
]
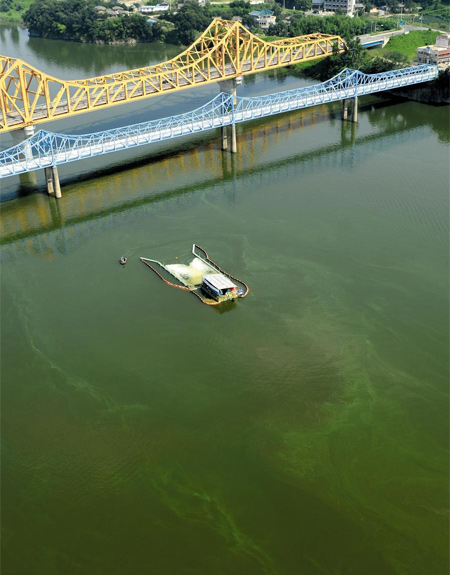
[
  {"left": 0, "top": 93, "right": 235, "bottom": 174},
  {"left": 0, "top": 20, "right": 347, "bottom": 132},
  {"left": 234, "top": 65, "right": 437, "bottom": 116},
  {"left": 0, "top": 65, "right": 438, "bottom": 178}
]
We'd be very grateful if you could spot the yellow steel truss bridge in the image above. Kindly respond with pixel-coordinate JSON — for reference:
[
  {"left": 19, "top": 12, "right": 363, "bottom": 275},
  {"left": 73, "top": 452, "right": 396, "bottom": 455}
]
[{"left": 0, "top": 19, "right": 346, "bottom": 133}]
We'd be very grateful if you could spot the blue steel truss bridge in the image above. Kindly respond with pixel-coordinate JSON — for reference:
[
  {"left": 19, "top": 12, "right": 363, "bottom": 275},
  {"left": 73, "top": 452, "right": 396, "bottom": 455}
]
[{"left": 0, "top": 65, "right": 438, "bottom": 194}]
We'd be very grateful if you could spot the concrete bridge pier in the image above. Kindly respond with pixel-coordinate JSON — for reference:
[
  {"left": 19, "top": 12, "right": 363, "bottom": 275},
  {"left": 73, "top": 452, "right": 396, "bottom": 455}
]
[
  {"left": 218, "top": 76, "right": 242, "bottom": 154},
  {"left": 52, "top": 167, "right": 62, "bottom": 198},
  {"left": 48, "top": 166, "right": 62, "bottom": 198},
  {"left": 44, "top": 165, "right": 62, "bottom": 198},
  {"left": 11, "top": 125, "right": 38, "bottom": 189},
  {"left": 221, "top": 126, "right": 228, "bottom": 151},
  {"left": 230, "top": 123, "right": 237, "bottom": 154},
  {"left": 342, "top": 99, "right": 348, "bottom": 121},
  {"left": 352, "top": 97, "right": 358, "bottom": 123},
  {"left": 45, "top": 167, "right": 54, "bottom": 195},
  {"left": 342, "top": 98, "right": 358, "bottom": 123}
]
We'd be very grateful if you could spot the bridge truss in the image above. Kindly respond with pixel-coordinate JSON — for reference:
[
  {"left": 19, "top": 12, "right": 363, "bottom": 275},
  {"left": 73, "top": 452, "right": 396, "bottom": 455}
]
[
  {"left": 0, "top": 65, "right": 438, "bottom": 178},
  {"left": 0, "top": 19, "right": 346, "bottom": 132}
]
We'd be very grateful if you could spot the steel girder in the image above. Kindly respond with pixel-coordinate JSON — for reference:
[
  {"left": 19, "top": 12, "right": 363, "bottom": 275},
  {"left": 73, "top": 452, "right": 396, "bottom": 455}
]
[
  {"left": 0, "top": 65, "right": 438, "bottom": 178},
  {"left": 0, "top": 19, "right": 345, "bottom": 132}
]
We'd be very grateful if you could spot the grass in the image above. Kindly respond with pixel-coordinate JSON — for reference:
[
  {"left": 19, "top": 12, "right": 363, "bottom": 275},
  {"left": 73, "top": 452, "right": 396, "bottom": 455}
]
[
  {"left": 385, "top": 12, "right": 449, "bottom": 32},
  {"left": 0, "top": 0, "right": 33, "bottom": 23},
  {"left": 421, "top": 4, "right": 450, "bottom": 22},
  {"left": 383, "top": 30, "right": 441, "bottom": 59},
  {"left": 419, "top": 14, "right": 450, "bottom": 31},
  {"left": 293, "top": 57, "right": 324, "bottom": 71}
]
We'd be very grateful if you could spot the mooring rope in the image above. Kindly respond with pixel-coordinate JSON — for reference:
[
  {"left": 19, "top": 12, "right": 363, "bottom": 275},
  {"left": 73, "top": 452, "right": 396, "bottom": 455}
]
[
  {"left": 193, "top": 244, "right": 250, "bottom": 298},
  {"left": 140, "top": 258, "right": 191, "bottom": 291},
  {"left": 141, "top": 246, "right": 249, "bottom": 305},
  {"left": 190, "top": 289, "right": 223, "bottom": 306},
  {"left": 140, "top": 258, "right": 224, "bottom": 306}
]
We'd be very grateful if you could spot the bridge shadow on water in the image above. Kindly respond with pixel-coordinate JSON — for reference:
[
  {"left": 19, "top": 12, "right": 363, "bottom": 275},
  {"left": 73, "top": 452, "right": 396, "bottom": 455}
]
[
  {"left": 0, "top": 96, "right": 439, "bottom": 259},
  {"left": 1, "top": 96, "right": 402, "bottom": 202}
]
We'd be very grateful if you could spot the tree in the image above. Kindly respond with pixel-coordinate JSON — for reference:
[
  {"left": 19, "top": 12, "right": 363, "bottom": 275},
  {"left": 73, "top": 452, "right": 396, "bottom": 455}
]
[
  {"left": 229, "top": 0, "right": 251, "bottom": 16},
  {"left": 0, "top": 0, "right": 13, "bottom": 12},
  {"left": 23, "top": 0, "right": 163, "bottom": 43},
  {"left": 296, "top": 0, "right": 313, "bottom": 10},
  {"left": 314, "top": 38, "right": 368, "bottom": 80},
  {"left": 166, "top": 2, "right": 212, "bottom": 44},
  {"left": 267, "top": 21, "right": 289, "bottom": 36}
]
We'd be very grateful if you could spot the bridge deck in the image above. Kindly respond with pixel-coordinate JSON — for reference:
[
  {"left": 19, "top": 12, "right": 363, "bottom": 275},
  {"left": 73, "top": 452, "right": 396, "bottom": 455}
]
[
  {"left": 0, "top": 65, "right": 438, "bottom": 179},
  {"left": 0, "top": 20, "right": 345, "bottom": 132}
]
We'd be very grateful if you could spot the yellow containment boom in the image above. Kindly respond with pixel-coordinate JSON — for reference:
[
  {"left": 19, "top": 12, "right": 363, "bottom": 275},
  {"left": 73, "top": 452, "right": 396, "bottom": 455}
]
[{"left": 0, "top": 19, "right": 346, "bottom": 132}]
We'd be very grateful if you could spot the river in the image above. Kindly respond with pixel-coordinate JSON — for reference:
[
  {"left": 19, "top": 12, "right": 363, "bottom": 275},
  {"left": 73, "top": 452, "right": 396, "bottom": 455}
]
[{"left": 1, "top": 23, "right": 449, "bottom": 575}]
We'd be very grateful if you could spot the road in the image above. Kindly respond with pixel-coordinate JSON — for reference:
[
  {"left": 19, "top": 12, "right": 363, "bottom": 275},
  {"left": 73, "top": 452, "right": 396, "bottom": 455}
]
[{"left": 358, "top": 23, "right": 447, "bottom": 46}]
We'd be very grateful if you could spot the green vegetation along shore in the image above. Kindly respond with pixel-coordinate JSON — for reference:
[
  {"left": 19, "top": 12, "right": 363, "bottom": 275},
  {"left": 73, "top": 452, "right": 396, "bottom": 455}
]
[
  {"left": 5, "top": 0, "right": 449, "bottom": 46},
  {"left": 293, "top": 30, "right": 448, "bottom": 104},
  {"left": 383, "top": 29, "right": 442, "bottom": 59},
  {"left": 23, "top": 0, "right": 163, "bottom": 43},
  {"left": 18, "top": 0, "right": 399, "bottom": 46},
  {"left": 293, "top": 31, "right": 440, "bottom": 79},
  {"left": 3, "top": 0, "right": 450, "bottom": 102}
]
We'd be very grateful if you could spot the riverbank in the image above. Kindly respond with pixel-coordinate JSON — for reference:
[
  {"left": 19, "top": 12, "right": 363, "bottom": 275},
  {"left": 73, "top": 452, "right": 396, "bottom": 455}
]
[
  {"left": 385, "top": 69, "right": 450, "bottom": 104},
  {"left": 26, "top": 31, "right": 160, "bottom": 45},
  {"left": 1, "top": 23, "right": 449, "bottom": 575},
  {"left": 291, "top": 30, "right": 449, "bottom": 105}
]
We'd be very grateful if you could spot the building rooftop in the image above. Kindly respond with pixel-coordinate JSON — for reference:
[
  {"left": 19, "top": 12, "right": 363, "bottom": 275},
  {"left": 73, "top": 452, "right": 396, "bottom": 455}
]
[
  {"left": 203, "top": 274, "right": 237, "bottom": 291},
  {"left": 418, "top": 44, "right": 449, "bottom": 51},
  {"left": 249, "top": 8, "right": 274, "bottom": 16}
]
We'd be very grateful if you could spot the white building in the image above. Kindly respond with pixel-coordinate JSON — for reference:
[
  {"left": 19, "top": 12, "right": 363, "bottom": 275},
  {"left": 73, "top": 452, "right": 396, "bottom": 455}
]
[
  {"left": 139, "top": 2, "right": 169, "bottom": 13},
  {"left": 417, "top": 35, "right": 450, "bottom": 66},
  {"left": 436, "top": 34, "right": 450, "bottom": 48},
  {"left": 312, "top": 0, "right": 354, "bottom": 15},
  {"left": 249, "top": 9, "right": 276, "bottom": 29}
]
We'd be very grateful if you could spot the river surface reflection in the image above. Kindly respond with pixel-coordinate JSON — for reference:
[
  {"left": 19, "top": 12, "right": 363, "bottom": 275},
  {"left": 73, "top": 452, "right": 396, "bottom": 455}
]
[{"left": 1, "top": 23, "right": 449, "bottom": 575}]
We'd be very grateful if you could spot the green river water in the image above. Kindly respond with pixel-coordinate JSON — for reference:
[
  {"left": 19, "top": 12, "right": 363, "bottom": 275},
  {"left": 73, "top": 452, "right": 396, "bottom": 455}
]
[{"left": 0, "top": 24, "right": 449, "bottom": 575}]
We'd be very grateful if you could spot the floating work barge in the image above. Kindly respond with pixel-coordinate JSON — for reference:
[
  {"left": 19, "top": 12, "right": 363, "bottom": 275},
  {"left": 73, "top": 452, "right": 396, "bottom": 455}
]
[{"left": 140, "top": 244, "right": 249, "bottom": 306}]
